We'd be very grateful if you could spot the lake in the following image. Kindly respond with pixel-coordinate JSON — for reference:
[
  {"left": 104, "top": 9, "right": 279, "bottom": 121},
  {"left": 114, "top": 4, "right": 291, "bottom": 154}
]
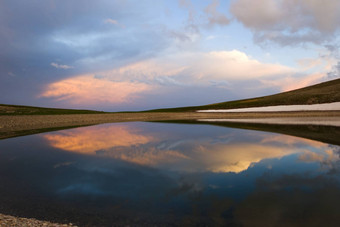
[{"left": 0, "top": 121, "right": 340, "bottom": 226}]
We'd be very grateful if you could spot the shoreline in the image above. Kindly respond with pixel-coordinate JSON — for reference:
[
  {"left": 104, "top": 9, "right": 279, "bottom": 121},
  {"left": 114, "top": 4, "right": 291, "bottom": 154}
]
[
  {"left": 0, "top": 213, "right": 76, "bottom": 227},
  {"left": 1, "top": 111, "right": 340, "bottom": 139}
]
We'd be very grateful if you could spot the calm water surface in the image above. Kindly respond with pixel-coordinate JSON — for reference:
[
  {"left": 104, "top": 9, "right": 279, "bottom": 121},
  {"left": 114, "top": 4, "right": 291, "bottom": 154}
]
[{"left": 0, "top": 122, "right": 340, "bottom": 226}]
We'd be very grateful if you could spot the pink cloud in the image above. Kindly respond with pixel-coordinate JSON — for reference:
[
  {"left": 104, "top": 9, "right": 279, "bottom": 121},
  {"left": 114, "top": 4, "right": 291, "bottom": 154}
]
[
  {"left": 104, "top": 18, "right": 125, "bottom": 28},
  {"left": 40, "top": 74, "right": 151, "bottom": 105},
  {"left": 260, "top": 73, "right": 326, "bottom": 92}
]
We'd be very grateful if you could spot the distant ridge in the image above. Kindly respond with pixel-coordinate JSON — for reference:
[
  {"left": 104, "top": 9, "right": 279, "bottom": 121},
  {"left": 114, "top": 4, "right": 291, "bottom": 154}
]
[
  {"left": 147, "top": 78, "right": 340, "bottom": 112},
  {"left": 0, "top": 104, "right": 103, "bottom": 115}
]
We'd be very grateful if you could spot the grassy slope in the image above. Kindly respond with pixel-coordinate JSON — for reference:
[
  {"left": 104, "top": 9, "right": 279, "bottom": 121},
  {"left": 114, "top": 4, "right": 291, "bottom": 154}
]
[
  {"left": 0, "top": 104, "right": 104, "bottom": 115},
  {"left": 1, "top": 78, "right": 339, "bottom": 114},
  {"left": 147, "top": 78, "right": 340, "bottom": 112}
]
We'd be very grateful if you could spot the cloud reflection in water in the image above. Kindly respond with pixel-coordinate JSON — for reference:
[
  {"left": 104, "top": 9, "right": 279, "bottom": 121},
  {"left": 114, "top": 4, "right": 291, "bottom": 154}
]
[
  {"left": 42, "top": 122, "right": 337, "bottom": 173},
  {"left": 1, "top": 122, "right": 340, "bottom": 226}
]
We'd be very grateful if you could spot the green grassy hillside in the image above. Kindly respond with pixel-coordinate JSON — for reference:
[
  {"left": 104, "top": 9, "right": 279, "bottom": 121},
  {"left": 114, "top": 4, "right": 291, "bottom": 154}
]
[
  {"left": 0, "top": 104, "right": 103, "bottom": 115},
  {"left": 147, "top": 78, "right": 340, "bottom": 112}
]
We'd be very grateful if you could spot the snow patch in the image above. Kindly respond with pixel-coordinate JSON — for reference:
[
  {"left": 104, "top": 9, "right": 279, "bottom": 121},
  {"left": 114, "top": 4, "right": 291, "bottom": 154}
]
[
  {"left": 197, "top": 118, "right": 340, "bottom": 127},
  {"left": 197, "top": 102, "right": 340, "bottom": 112}
]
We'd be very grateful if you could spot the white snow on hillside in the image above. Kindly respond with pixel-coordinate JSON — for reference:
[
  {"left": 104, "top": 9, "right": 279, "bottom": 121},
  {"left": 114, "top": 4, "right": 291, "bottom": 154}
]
[
  {"left": 197, "top": 102, "right": 340, "bottom": 113},
  {"left": 197, "top": 118, "right": 340, "bottom": 127}
]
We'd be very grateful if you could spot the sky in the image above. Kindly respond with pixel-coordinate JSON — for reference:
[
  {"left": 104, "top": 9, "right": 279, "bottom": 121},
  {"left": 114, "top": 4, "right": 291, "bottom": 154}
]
[{"left": 1, "top": 0, "right": 340, "bottom": 111}]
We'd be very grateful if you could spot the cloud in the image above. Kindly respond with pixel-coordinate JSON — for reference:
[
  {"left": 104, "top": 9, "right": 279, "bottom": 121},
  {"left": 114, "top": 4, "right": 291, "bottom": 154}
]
[
  {"left": 196, "top": 143, "right": 298, "bottom": 173},
  {"left": 43, "top": 124, "right": 189, "bottom": 166},
  {"left": 75, "top": 49, "right": 292, "bottom": 85},
  {"left": 298, "top": 151, "right": 325, "bottom": 163},
  {"left": 184, "top": 50, "right": 292, "bottom": 81},
  {"left": 39, "top": 49, "right": 294, "bottom": 109},
  {"left": 260, "top": 134, "right": 326, "bottom": 148},
  {"left": 104, "top": 18, "right": 125, "bottom": 28},
  {"left": 178, "top": 0, "right": 200, "bottom": 37},
  {"left": 3, "top": 0, "right": 331, "bottom": 111},
  {"left": 260, "top": 41, "right": 339, "bottom": 91},
  {"left": 230, "top": 0, "right": 340, "bottom": 45},
  {"left": 204, "top": 0, "right": 230, "bottom": 27},
  {"left": 44, "top": 124, "right": 152, "bottom": 155},
  {"left": 260, "top": 72, "right": 326, "bottom": 91},
  {"left": 102, "top": 50, "right": 292, "bottom": 83},
  {"left": 43, "top": 122, "right": 303, "bottom": 173},
  {"left": 7, "top": 72, "right": 15, "bottom": 77},
  {"left": 299, "top": 147, "right": 340, "bottom": 169},
  {"left": 51, "top": 62, "right": 73, "bottom": 69},
  {"left": 40, "top": 74, "right": 151, "bottom": 105},
  {"left": 104, "top": 18, "right": 118, "bottom": 25},
  {"left": 327, "top": 62, "right": 340, "bottom": 79},
  {"left": 0, "top": 0, "right": 172, "bottom": 108},
  {"left": 177, "top": 0, "right": 230, "bottom": 39}
]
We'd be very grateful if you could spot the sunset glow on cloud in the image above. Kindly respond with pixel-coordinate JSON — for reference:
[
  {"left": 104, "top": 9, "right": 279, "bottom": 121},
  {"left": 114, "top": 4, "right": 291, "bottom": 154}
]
[
  {"left": 40, "top": 49, "right": 295, "bottom": 108},
  {"left": 0, "top": 0, "right": 339, "bottom": 110},
  {"left": 40, "top": 75, "right": 151, "bottom": 105}
]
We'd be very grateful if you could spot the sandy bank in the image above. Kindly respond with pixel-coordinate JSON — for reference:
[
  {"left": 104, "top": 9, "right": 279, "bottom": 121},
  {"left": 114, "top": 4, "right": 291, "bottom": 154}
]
[{"left": 1, "top": 111, "right": 340, "bottom": 139}]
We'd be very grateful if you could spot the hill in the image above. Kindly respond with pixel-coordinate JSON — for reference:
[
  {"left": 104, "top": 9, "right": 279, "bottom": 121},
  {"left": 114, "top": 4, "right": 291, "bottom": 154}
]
[
  {"left": 1, "top": 78, "right": 339, "bottom": 114},
  {"left": 0, "top": 104, "right": 103, "bottom": 115},
  {"left": 147, "top": 78, "right": 340, "bottom": 112}
]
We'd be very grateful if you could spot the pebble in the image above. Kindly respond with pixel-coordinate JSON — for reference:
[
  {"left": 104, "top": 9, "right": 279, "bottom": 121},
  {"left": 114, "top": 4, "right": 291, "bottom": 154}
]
[{"left": 0, "top": 213, "right": 77, "bottom": 227}]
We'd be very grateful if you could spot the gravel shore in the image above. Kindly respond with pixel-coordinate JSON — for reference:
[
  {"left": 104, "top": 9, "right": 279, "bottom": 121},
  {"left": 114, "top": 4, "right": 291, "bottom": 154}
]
[
  {"left": 0, "top": 214, "right": 76, "bottom": 227},
  {"left": 1, "top": 111, "right": 340, "bottom": 139}
]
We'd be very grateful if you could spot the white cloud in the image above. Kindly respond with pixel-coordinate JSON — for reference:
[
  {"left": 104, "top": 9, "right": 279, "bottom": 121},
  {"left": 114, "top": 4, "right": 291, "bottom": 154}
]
[
  {"left": 112, "top": 50, "right": 293, "bottom": 86},
  {"left": 183, "top": 50, "right": 292, "bottom": 80},
  {"left": 98, "top": 50, "right": 292, "bottom": 85},
  {"left": 260, "top": 72, "right": 325, "bottom": 92},
  {"left": 230, "top": 0, "right": 340, "bottom": 45},
  {"left": 50, "top": 62, "right": 73, "bottom": 70},
  {"left": 104, "top": 18, "right": 118, "bottom": 25}
]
